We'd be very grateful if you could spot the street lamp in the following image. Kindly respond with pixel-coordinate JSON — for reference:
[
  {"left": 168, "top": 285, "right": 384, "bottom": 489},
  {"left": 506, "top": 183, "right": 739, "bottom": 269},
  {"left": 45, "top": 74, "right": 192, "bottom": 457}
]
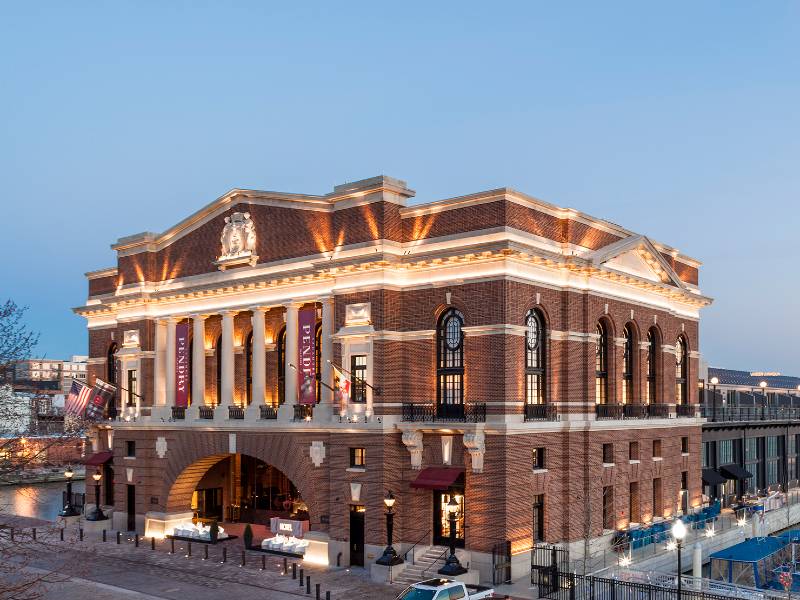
[
  {"left": 59, "top": 466, "right": 79, "bottom": 517},
  {"left": 760, "top": 381, "right": 768, "bottom": 417},
  {"left": 672, "top": 519, "right": 687, "bottom": 599},
  {"left": 376, "top": 491, "right": 403, "bottom": 566},
  {"left": 710, "top": 376, "right": 719, "bottom": 421},
  {"left": 85, "top": 469, "right": 107, "bottom": 521},
  {"left": 438, "top": 496, "right": 467, "bottom": 576}
]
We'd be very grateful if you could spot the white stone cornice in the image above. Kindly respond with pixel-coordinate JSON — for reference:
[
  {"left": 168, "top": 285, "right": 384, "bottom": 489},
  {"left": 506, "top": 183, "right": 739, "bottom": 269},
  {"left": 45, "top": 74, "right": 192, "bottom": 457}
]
[{"left": 549, "top": 330, "right": 598, "bottom": 343}]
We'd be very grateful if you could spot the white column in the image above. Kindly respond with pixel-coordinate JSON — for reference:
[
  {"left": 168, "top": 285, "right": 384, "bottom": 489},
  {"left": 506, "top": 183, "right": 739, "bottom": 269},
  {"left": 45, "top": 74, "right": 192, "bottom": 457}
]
[
  {"left": 219, "top": 310, "right": 236, "bottom": 408},
  {"left": 250, "top": 308, "right": 266, "bottom": 406},
  {"left": 154, "top": 319, "right": 167, "bottom": 406},
  {"left": 165, "top": 317, "right": 177, "bottom": 406},
  {"left": 192, "top": 315, "right": 207, "bottom": 406},
  {"left": 320, "top": 298, "right": 334, "bottom": 406},
  {"left": 284, "top": 303, "right": 299, "bottom": 406}
]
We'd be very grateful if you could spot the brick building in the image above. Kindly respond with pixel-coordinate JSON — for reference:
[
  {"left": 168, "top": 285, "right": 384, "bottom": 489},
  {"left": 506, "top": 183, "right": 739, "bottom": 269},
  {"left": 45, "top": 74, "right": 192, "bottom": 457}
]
[{"left": 75, "top": 175, "right": 711, "bottom": 582}]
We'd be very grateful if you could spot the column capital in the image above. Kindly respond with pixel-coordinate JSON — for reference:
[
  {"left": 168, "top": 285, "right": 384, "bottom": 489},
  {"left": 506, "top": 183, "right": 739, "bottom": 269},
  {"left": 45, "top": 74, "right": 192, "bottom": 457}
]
[
  {"left": 220, "top": 309, "right": 240, "bottom": 318},
  {"left": 248, "top": 305, "right": 270, "bottom": 314},
  {"left": 284, "top": 301, "right": 303, "bottom": 310},
  {"left": 189, "top": 313, "right": 211, "bottom": 320}
]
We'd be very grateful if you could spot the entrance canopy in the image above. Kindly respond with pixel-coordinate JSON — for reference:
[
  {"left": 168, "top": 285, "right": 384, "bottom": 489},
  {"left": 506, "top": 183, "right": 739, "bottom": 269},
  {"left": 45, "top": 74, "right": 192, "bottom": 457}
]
[
  {"left": 720, "top": 464, "right": 753, "bottom": 481},
  {"left": 410, "top": 467, "right": 464, "bottom": 490},
  {"left": 702, "top": 468, "right": 727, "bottom": 486},
  {"left": 83, "top": 451, "right": 114, "bottom": 466}
]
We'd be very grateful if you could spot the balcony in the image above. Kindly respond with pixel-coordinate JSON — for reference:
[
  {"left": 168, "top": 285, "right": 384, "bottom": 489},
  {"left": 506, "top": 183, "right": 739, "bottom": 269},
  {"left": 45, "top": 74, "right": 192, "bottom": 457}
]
[
  {"left": 595, "top": 404, "right": 623, "bottom": 420},
  {"left": 198, "top": 406, "right": 215, "bottom": 420},
  {"left": 676, "top": 404, "right": 698, "bottom": 418},
  {"left": 700, "top": 404, "right": 800, "bottom": 423},
  {"left": 171, "top": 406, "right": 186, "bottom": 420},
  {"left": 260, "top": 405, "right": 278, "bottom": 420},
  {"left": 401, "top": 402, "right": 487, "bottom": 423},
  {"left": 524, "top": 403, "right": 558, "bottom": 421},
  {"left": 228, "top": 406, "right": 245, "bottom": 420},
  {"left": 622, "top": 404, "right": 649, "bottom": 419},
  {"left": 648, "top": 403, "right": 670, "bottom": 418},
  {"left": 293, "top": 404, "right": 313, "bottom": 421}
]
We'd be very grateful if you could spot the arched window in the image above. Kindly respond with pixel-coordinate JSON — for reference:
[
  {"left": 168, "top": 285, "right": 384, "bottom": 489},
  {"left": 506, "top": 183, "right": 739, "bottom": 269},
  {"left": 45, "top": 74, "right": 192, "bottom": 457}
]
[
  {"left": 525, "top": 309, "right": 546, "bottom": 405},
  {"left": 622, "top": 324, "right": 635, "bottom": 405},
  {"left": 595, "top": 322, "right": 609, "bottom": 405},
  {"left": 107, "top": 343, "right": 118, "bottom": 384},
  {"left": 277, "top": 327, "right": 286, "bottom": 405},
  {"left": 215, "top": 334, "right": 222, "bottom": 407},
  {"left": 646, "top": 328, "right": 658, "bottom": 404},
  {"left": 245, "top": 331, "right": 253, "bottom": 405},
  {"left": 437, "top": 308, "right": 464, "bottom": 418},
  {"left": 675, "top": 337, "right": 688, "bottom": 405}
]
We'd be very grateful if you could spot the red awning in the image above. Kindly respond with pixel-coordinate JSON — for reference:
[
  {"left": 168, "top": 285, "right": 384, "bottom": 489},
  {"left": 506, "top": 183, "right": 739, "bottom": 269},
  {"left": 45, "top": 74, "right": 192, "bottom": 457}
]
[
  {"left": 410, "top": 467, "right": 464, "bottom": 490},
  {"left": 83, "top": 451, "right": 113, "bottom": 466}
]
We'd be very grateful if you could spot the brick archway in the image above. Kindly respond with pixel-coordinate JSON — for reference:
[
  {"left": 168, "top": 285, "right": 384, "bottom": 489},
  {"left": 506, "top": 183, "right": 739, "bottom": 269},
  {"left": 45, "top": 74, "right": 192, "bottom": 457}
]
[{"left": 162, "top": 431, "right": 328, "bottom": 531}]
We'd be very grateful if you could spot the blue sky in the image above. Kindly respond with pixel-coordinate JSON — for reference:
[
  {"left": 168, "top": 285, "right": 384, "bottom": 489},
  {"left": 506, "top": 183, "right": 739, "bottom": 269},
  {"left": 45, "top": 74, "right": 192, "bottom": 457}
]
[{"left": 1, "top": 2, "right": 798, "bottom": 373}]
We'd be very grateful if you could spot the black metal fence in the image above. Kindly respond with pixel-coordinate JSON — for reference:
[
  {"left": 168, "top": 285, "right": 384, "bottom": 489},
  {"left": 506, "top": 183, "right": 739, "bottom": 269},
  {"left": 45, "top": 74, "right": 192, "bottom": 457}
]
[
  {"left": 401, "top": 402, "right": 487, "bottom": 423},
  {"left": 492, "top": 540, "right": 511, "bottom": 585},
  {"left": 62, "top": 491, "right": 85, "bottom": 509}
]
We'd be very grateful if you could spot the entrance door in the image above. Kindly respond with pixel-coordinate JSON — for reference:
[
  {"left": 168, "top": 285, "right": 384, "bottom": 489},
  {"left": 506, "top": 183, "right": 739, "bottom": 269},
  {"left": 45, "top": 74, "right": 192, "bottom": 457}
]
[
  {"left": 433, "top": 490, "right": 465, "bottom": 547},
  {"left": 126, "top": 485, "right": 136, "bottom": 531},
  {"left": 349, "top": 505, "right": 365, "bottom": 566}
]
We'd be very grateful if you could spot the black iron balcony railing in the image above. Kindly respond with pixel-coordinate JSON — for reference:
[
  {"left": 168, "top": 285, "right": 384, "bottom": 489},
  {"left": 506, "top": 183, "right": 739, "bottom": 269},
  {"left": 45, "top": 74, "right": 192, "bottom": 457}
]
[
  {"left": 260, "top": 405, "right": 278, "bottom": 420},
  {"left": 171, "top": 406, "right": 186, "bottom": 420},
  {"left": 524, "top": 403, "right": 558, "bottom": 421},
  {"left": 676, "top": 404, "right": 698, "bottom": 418},
  {"left": 198, "top": 406, "right": 215, "bottom": 420},
  {"left": 293, "top": 404, "right": 313, "bottom": 421},
  {"left": 228, "top": 406, "right": 245, "bottom": 420},
  {"left": 700, "top": 404, "right": 800, "bottom": 423},
  {"left": 595, "top": 404, "right": 624, "bottom": 420},
  {"left": 401, "top": 402, "right": 487, "bottom": 423},
  {"left": 648, "top": 403, "right": 671, "bottom": 418},
  {"left": 623, "top": 404, "right": 648, "bottom": 419}
]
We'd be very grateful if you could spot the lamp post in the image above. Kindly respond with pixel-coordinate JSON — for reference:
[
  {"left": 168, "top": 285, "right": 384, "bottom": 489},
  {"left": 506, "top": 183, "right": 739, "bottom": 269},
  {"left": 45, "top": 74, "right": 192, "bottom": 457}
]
[
  {"left": 376, "top": 491, "right": 403, "bottom": 566},
  {"left": 59, "top": 466, "right": 79, "bottom": 517},
  {"left": 438, "top": 496, "right": 467, "bottom": 576},
  {"left": 760, "top": 380, "right": 768, "bottom": 418},
  {"left": 710, "top": 377, "right": 719, "bottom": 422},
  {"left": 672, "top": 519, "right": 687, "bottom": 599},
  {"left": 86, "top": 469, "right": 107, "bottom": 521}
]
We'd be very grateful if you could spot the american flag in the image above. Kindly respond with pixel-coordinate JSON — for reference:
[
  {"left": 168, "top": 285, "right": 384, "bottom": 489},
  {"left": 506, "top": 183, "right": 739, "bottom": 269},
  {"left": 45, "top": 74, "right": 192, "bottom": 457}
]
[{"left": 65, "top": 379, "right": 93, "bottom": 417}]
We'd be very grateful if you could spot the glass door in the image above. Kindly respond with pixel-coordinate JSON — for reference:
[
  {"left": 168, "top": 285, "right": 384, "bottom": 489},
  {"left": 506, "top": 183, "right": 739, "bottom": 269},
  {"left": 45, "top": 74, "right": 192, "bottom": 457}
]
[{"left": 433, "top": 490, "right": 465, "bottom": 547}]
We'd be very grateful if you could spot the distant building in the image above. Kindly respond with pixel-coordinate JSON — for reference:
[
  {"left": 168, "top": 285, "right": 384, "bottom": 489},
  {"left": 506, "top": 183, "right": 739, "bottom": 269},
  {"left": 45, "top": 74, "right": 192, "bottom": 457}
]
[{"left": 10, "top": 356, "right": 88, "bottom": 395}]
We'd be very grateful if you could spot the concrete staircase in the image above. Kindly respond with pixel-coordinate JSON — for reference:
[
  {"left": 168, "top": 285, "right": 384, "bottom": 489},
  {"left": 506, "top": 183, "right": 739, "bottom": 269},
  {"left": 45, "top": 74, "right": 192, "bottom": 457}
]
[{"left": 393, "top": 546, "right": 450, "bottom": 586}]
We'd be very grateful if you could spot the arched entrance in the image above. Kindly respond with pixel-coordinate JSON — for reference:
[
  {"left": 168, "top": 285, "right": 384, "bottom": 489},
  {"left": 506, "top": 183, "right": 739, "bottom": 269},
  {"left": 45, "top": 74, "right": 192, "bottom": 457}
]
[{"left": 167, "top": 453, "right": 308, "bottom": 526}]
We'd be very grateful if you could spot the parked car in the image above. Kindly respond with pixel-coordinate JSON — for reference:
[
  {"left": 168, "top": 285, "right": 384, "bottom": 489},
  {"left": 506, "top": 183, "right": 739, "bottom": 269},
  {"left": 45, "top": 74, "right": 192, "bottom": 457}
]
[{"left": 395, "top": 578, "right": 495, "bottom": 600}]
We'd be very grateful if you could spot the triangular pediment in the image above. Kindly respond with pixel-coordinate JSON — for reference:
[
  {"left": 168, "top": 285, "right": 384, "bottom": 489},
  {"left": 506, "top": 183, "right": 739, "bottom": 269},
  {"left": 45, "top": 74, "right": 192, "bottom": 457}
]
[{"left": 587, "top": 235, "right": 685, "bottom": 289}]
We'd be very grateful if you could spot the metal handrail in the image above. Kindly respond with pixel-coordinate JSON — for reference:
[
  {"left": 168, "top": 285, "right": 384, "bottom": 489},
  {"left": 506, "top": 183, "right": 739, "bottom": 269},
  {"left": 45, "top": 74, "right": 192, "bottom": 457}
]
[
  {"left": 422, "top": 547, "right": 450, "bottom": 577},
  {"left": 403, "top": 529, "right": 432, "bottom": 565}
]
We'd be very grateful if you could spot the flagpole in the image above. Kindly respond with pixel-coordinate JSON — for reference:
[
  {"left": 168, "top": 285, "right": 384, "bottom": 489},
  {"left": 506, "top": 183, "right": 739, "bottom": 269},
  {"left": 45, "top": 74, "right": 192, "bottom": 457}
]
[
  {"left": 326, "top": 359, "right": 382, "bottom": 395},
  {"left": 288, "top": 364, "right": 337, "bottom": 393}
]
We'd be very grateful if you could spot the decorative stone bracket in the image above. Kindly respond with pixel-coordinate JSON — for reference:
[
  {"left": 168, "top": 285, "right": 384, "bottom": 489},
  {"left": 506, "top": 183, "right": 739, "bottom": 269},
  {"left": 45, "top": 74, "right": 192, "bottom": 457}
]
[
  {"left": 402, "top": 430, "right": 424, "bottom": 470},
  {"left": 155, "top": 436, "right": 168, "bottom": 459},
  {"left": 310, "top": 441, "right": 326, "bottom": 467},
  {"left": 463, "top": 431, "right": 486, "bottom": 474}
]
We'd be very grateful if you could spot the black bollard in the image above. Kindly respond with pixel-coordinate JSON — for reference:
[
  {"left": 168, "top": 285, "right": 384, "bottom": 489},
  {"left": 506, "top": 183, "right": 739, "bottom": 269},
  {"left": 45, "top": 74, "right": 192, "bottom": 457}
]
[
  {"left": 79, "top": 528, "right": 83, "bottom": 541},
  {"left": 9, "top": 528, "right": 13, "bottom": 541},
  {"left": 151, "top": 536, "right": 155, "bottom": 550},
  {"left": 60, "top": 528, "right": 64, "bottom": 541},
  {"left": 170, "top": 537, "right": 175, "bottom": 554},
  {"left": 187, "top": 541, "right": 192, "bottom": 558},
  {"left": 292, "top": 563, "right": 297, "bottom": 579},
  {"left": 306, "top": 575, "right": 310, "bottom": 595},
  {"left": 117, "top": 531, "right": 121, "bottom": 544},
  {"left": 135, "top": 533, "right": 139, "bottom": 547},
  {"left": 240, "top": 550, "right": 245, "bottom": 567},
  {"left": 261, "top": 555, "right": 266, "bottom": 570},
  {"left": 102, "top": 529, "right": 106, "bottom": 542},
  {"left": 222, "top": 547, "right": 227, "bottom": 563},
  {"left": 283, "top": 557, "right": 288, "bottom": 574},
  {"left": 326, "top": 592, "right": 330, "bottom": 600},
  {"left": 299, "top": 568, "right": 304, "bottom": 586},
  {"left": 32, "top": 528, "right": 36, "bottom": 541},
  {"left": 316, "top": 583, "right": 320, "bottom": 600},
  {"left": 204, "top": 545, "right": 208, "bottom": 560}
]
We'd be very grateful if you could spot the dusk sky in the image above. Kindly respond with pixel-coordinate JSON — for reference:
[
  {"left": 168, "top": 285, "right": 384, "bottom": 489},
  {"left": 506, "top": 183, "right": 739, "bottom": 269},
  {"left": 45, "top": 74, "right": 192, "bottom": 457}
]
[{"left": 1, "top": 2, "right": 798, "bottom": 373}]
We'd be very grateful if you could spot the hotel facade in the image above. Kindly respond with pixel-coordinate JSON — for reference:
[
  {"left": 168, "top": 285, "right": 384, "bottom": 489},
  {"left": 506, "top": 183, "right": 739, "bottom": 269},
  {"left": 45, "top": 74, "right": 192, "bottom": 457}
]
[{"left": 76, "top": 175, "right": 711, "bottom": 582}]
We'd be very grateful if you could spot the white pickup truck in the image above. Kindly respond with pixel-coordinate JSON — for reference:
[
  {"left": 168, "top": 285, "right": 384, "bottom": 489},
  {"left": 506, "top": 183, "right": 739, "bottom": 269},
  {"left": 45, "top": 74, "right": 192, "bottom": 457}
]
[{"left": 395, "top": 578, "right": 495, "bottom": 600}]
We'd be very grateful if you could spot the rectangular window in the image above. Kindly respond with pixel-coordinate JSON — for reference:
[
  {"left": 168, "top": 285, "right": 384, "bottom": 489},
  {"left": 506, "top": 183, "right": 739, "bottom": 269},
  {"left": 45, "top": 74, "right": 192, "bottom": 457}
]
[
  {"left": 767, "top": 436, "right": 779, "bottom": 458},
  {"left": 126, "top": 441, "right": 135, "bottom": 458},
  {"left": 766, "top": 461, "right": 779, "bottom": 486},
  {"left": 681, "top": 436, "right": 689, "bottom": 454},
  {"left": 350, "top": 355, "right": 367, "bottom": 404},
  {"left": 602, "top": 486, "right": 614, "bottom": 530},
  {"left": 532, "top": 494, "right": 545, "bottom": 541},
  {"left": 126, "top": 369, "right": 137, "bottom": 406},
  {"left": 349, "top": 447, "right": 366, "bottom": 468},
  {"left": 653, "top": 478, "right": 663, "bottom": 517},
  {"left": 603, "top": 443, "right": 614, "bottom": 465},
  {"left": 532, "top": 447, "right": 546, "bottom": 470},
  {"left": 719, "top": 440, "right": 734, "bottom": 465},
  {"left": 629, "top": 482, "right": 640, "bottom": 523},
  {"left": 745, "top": 438, "right": 759, "bottom": 461},
  {"left": 629, "top": 441, "right": 639, "bottom": 461},
  {"left": 652, "top": 439, "right": 662, "bottom": 459}
]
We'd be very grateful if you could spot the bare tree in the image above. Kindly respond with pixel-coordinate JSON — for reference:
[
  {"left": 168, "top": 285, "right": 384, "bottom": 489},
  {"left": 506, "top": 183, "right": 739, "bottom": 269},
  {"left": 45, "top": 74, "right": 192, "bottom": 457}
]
[{"left": 0, "top": 300, "right": 89, "bottom": 599}]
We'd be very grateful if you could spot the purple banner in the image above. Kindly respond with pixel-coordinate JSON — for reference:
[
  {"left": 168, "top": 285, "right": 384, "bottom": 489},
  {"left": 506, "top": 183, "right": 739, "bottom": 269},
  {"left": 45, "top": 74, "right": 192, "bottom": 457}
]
[
  {"left": 297, "top": 308, "right": 317, "bottom": 406},
  {"left": 175, "top": 322, "right": 190, "bottom": 408}
]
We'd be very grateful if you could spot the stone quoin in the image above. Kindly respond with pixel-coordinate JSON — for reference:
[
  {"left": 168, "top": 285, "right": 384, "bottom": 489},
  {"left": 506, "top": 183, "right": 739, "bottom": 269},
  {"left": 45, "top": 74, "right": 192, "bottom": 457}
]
[{"left": 75, "top": 175, "right": 711, "bottom": 583}]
